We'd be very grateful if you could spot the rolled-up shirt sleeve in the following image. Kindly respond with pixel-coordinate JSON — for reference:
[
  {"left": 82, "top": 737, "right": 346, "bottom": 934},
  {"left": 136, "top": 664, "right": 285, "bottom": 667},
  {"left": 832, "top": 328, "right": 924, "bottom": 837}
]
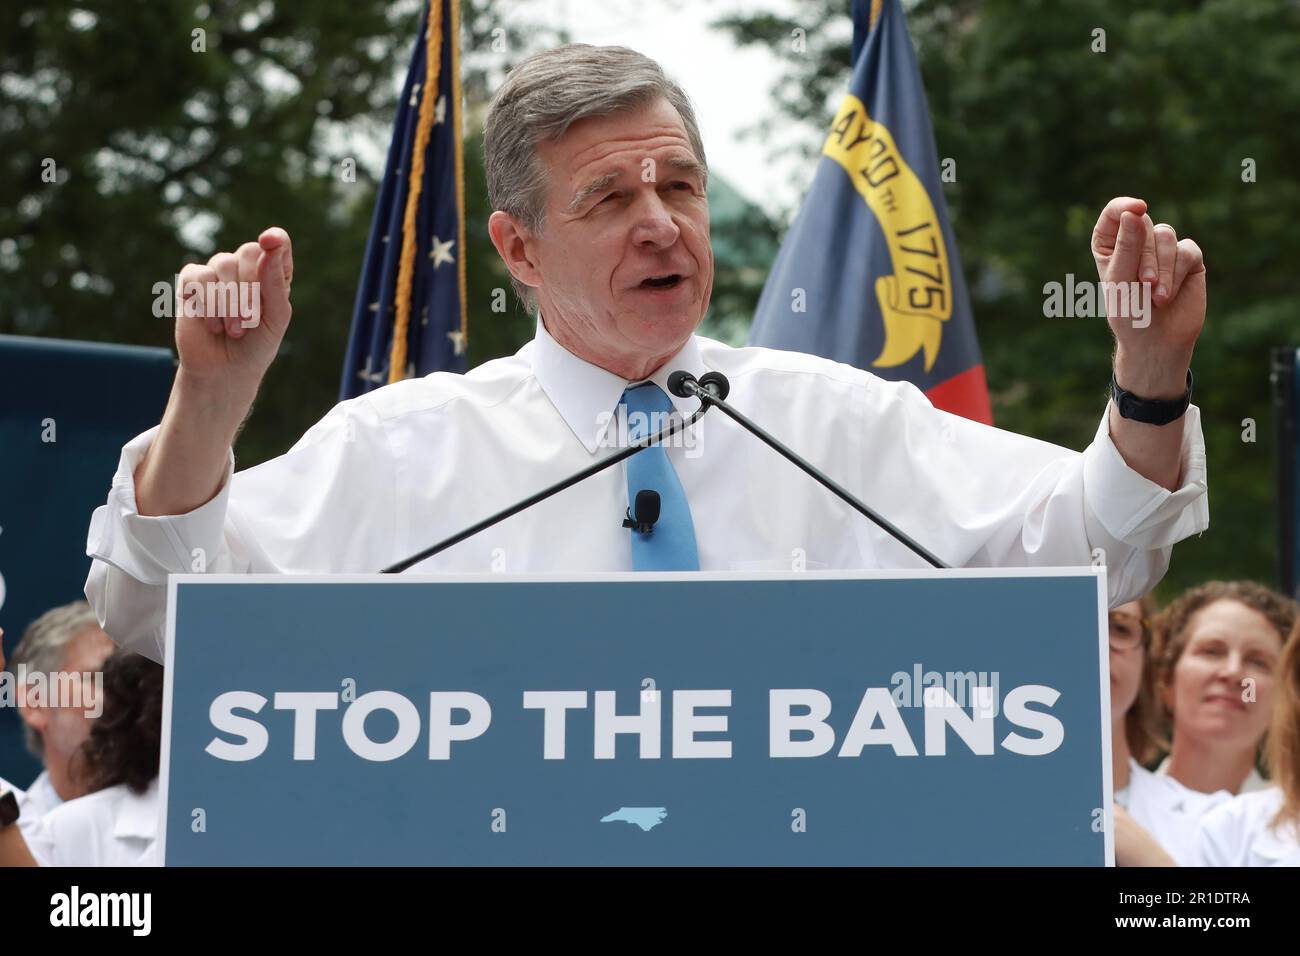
[
  {"left": 1079, "top": 403, "right": 1209, "bottom": 605},
  {"left": 970, "top": 400, "right": 1209, "bottom": 606},
  {"left": 84, "top": 427, "right": 235, "bottom": 662},
  {"left": 85, "top": 399, "right": 399, "bottom": 663},
  {"left": 851, "top": 378, "right": 1209, "bottom": 607},
  {"left": 87, "top": 427, "right": 236, "bottom": 587},
  {"left": 1081, "top": 404, "right": 1209, "bottom": 550}
]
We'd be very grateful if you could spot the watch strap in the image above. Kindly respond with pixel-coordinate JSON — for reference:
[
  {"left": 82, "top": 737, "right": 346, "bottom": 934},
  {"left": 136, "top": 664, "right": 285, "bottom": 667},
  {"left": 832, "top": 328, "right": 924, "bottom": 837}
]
[{"left": 1111, "top": 370, "right": 1193, "bottom": 425}]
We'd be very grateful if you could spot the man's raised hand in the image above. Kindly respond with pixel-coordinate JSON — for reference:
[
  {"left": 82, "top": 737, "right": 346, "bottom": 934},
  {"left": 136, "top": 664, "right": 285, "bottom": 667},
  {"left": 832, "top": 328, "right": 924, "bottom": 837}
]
[
  {"left": 174, "top": 227, "right": 294, "bottom": 399},
  {"left": 132, "top": 228, "right": 294, "bottom": 517},
  {"left": 1091, "top": 197, "right": 1205, "bottom": 398}
]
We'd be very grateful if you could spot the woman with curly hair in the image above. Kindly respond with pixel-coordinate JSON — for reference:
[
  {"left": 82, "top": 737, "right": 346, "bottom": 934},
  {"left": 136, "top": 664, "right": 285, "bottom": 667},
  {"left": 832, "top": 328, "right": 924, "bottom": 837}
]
[
  {"left": 1, "top": 644, "right": 164, "bottom": 866},
  {"left": 1151, "top": 581, "right": 1295, "bottom": 796},
  {"left": 1112, "top": 593, "right": 1230, "bottom": 865},
  {"left": 1113, "top": 581, "right": 1296, "bottom": 865},
  {"left": 1196, "top": 617, "right": 1300, "bottom": 865}
]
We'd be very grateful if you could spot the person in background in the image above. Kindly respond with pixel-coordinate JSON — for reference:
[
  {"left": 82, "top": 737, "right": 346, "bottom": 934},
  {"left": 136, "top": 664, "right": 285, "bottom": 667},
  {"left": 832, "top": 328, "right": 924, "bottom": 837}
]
[
  {"left": 1152, "top": 581, "right": 1295, "bottom": 796},
  {"left": 0, "top": 630, "right": 37, "bottom": 865},
  {"left": 1111, "top": 595, "right": 1229, "bottom": 865},
  {"left": 8, "top": 601, "right": 115, "bottom": 828},
  {"left": 1111, "top": 595, "right": 1163, "bottom": 790},
  {"left": 0, "top": 629, "right": 29, "bottom": 840},
  {"left": 0, "top": 646, "right": 164, "bottom": 866},
  {"left": 1196, "top": 616, "right": 1300, "bottom": 865}
]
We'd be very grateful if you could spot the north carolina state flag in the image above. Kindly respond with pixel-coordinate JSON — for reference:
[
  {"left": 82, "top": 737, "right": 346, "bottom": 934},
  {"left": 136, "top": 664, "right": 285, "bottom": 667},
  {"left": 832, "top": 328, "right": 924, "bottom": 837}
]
[{"left": 749, "top": 0, "right": 991, "bottom": 424}]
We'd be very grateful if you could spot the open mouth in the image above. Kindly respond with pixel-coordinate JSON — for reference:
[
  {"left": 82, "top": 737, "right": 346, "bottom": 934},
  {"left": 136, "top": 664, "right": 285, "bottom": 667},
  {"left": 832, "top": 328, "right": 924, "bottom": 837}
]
[{"left": 639, "top": 274, "right": 683, "bottom": 290}]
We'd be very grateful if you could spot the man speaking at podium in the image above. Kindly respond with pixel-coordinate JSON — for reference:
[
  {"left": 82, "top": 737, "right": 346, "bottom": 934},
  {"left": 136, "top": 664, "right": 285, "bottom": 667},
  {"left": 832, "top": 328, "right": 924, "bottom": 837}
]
[{"left": 85, "top": 45, "right": 1208, "bottom": 665}]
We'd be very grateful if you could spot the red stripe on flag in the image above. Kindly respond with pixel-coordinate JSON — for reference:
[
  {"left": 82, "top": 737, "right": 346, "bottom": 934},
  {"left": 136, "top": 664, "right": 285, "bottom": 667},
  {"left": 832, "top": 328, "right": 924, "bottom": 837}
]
[{"left": 925, "top": 364, "right": 993, "bottom": 425}]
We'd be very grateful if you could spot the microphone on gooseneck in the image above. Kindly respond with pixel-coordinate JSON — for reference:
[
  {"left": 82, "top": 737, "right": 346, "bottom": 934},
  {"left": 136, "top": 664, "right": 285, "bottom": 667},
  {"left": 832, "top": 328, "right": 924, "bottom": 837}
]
[{"left": 667, "top": 370, "right": 949, "bottom": 569}]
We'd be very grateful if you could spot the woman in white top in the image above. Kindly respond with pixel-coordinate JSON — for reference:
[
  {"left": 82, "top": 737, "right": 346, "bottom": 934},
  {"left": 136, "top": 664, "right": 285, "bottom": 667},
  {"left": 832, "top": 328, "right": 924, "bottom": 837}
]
[
  {"left": 1110, "top": 596, "right": 1231, "bottom": 865},
  {"left": 1150, "top": 582, "right": 1293, "bottom": 798},
  {"left": 1196, "top": 618, "right": 1300, "bottom": 866},
  {"left": 1110, "top": 596, "right": 1161, "bottom": 805},
  {"left": 0, "top": 646, "right": 163, "bottom": 867}
]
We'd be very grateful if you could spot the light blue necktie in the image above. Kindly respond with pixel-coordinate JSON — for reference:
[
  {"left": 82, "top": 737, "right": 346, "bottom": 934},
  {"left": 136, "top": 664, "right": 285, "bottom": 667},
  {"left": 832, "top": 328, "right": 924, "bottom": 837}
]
[{"left": 620, "top": 383, "right": 699, "bottom": 571}]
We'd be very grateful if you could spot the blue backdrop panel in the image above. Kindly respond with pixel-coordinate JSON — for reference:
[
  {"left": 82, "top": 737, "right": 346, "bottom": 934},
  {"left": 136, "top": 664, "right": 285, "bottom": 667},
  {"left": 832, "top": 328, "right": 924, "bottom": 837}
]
[{"left": 0, "top": 334, "right": 173, "bottom": 785}]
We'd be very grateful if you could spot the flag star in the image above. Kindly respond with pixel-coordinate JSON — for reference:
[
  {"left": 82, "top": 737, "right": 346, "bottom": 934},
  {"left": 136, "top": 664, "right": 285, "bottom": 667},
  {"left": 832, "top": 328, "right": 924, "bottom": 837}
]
[
  {"left": 356, "top": 354, "right": 386, "bottom": 384},
  {"left": 409, "top": 83, "right": 421, "bottom": 108},
  {"left": 429, "top": 236, "right": 455, "bottom": 268},
  {"left": 367, "top": 301, "right": 378, "bottom": 312},
  {"left": 447, "top": 330, "right": 466, "bottom": 355},
  {"left": 406, "top": 360, "right": 416, "bottom": 379},
  {"left": 434, "top": 94, "right": 447, "bottom": 125},
  {"left": 420, "top": 304, "right": 430, "bottom": 327}
]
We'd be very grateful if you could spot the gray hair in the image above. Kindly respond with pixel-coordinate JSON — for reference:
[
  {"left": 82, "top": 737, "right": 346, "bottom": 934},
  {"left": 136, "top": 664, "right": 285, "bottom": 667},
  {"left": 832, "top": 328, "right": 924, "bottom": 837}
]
[
  {"left": 9, "top": 600, "right": 102, "bottom": 758},
  {"left": 483, "top": 44, "right": 709, "bottom": 312}
]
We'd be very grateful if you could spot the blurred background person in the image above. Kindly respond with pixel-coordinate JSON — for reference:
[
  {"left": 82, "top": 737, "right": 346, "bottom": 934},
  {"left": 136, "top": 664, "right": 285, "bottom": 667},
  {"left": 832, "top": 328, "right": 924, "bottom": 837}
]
[
  {"left": 7, "top": 601, "right": 114, "bottom": 828},
  {"left": 0, "top": 630, "right": 28, "bottom": 810},
  {"left": 0, "top": 646, "right": 164, "bottom": 866},
  {"left": 0, "top": 631, "right": 36, "bottom": 866},
  {"left": 1111, "top": 595, "right": 1226, "bottom": 865},
  {"left": 1196, "top": 616, "right": 1300, "bottom": 865},
  {"left": 1111, "top": 595, "right": 1163, "bottom": 791},
  {"left": 1151, "top": 581, "right": 1296, "bottom": 796}
]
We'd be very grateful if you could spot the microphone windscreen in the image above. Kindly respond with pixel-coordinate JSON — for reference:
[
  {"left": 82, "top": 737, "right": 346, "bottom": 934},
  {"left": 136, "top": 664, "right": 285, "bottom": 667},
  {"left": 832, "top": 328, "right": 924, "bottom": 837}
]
[
  {"left": 667, "top": 370, "right": 697, "bottom": 398},
  {"left": 635, "top": 489, "right": 661, "bottom": 525},
  {"left": 699, "top": 371, "right": 731, "bottom": 400}
]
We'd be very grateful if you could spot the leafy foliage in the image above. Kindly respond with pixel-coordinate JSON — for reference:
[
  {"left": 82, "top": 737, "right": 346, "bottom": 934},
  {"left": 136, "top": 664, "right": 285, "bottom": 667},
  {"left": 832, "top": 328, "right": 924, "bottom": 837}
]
[{"left": 718, "top": 0, "right": 1300, "bottom": 596}]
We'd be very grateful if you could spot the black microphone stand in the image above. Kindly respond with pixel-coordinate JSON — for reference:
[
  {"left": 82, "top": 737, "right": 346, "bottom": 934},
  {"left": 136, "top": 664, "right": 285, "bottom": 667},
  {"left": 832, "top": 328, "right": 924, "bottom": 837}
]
[
  {"left": 668, "top": 371, "right": 949, "bottom": 569},
  {"left": 381, "top": 397, "right": 711, "bottom": 573}
]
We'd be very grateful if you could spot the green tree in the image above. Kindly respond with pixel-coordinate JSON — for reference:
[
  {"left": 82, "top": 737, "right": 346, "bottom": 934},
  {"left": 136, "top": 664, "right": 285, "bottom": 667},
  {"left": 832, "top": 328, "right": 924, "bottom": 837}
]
[
  {"left": 1, "top": 0, "right": 554, "bottom": 468},
  {"left": 718, "top": 0, "right": 1300, "bottom": 597}
]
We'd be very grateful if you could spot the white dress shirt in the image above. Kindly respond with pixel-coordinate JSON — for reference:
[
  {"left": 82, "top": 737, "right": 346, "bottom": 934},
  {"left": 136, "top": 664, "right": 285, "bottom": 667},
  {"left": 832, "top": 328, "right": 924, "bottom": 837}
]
[
  {"left": 19, "top": 768, "right": 62, "bottom": 816},
  {"left": 85, "top": 319, "right": 1209, "bottom": 664},
  {"left": 1196, "top": 788, "right": 1300, "bottom": 866},
  {"left": 1154, "top": 755, "right": 1270, "bottom": 794},
  {"left": 1117, "top": 758, "right": 1232, "bottom": 865},
  {"left": 16, "top": 768, "right": 63, "bottom": 837},
  {"left": 23, "top": 777, "right": 160, "bottom": 867}
]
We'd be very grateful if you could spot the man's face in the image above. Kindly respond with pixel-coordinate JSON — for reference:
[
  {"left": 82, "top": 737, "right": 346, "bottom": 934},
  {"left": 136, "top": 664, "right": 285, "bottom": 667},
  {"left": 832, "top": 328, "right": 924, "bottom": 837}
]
[
  {"left": 20, "top": 626, "right": 114, "bottom": 762},
  {"left": 524, "top": 97, "right": 714, "bottom": 378}
]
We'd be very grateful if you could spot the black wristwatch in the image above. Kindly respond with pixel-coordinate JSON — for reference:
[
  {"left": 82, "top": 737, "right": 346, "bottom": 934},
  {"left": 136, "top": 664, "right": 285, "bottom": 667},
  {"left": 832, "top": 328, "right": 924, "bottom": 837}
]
[
  {"left": 1110, "top": 370, "right": 1193, "bottom": 426},
  {"left": 0, "top": 789, "right": 19, "bottom": 829}
]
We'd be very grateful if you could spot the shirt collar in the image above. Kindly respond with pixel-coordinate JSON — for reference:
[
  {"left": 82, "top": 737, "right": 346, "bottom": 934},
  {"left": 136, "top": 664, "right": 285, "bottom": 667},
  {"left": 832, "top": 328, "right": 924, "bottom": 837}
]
[{"left": 530, "top": 315, "right": 705, "bottom": 454}]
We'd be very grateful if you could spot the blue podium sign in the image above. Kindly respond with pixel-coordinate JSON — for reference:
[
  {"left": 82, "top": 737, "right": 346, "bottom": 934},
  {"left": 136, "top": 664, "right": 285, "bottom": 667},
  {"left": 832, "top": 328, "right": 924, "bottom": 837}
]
[{"left": 160, "top": 569, "right": 1114, "bottom": 865}]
